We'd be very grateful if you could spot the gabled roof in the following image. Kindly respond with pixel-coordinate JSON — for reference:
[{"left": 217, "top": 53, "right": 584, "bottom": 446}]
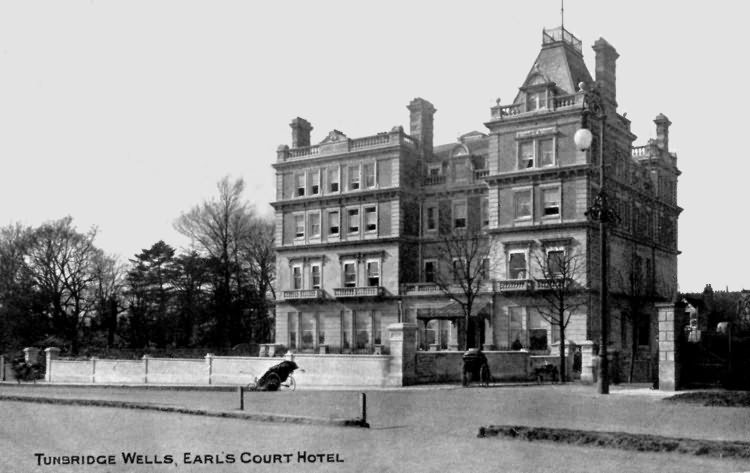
[{"left": 432, "top": 135, "right": 490, "bottom": 162}]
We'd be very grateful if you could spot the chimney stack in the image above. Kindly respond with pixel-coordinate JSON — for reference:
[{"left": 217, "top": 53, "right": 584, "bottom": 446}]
[
  {"left": 407, "top": 98, "right": 436, "bottom": 156},
  {"left": 593, "top": 38, "right": 619, "bottom": 109},
  {"left": 654, "top": 113, "right": 672, "bottom": 152},
  {"left": 290, "top": 117, "right": 313, "bottom": 148}
]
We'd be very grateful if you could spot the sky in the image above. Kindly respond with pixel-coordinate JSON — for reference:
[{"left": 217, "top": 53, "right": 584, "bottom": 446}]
[{"left": 0, "top": 1, "right": 745, "bottom": 293}]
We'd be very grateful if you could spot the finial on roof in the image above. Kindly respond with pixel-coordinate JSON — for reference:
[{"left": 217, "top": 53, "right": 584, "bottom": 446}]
[{"left": 561, "top": 0, "right": 565, "bottom": 30}]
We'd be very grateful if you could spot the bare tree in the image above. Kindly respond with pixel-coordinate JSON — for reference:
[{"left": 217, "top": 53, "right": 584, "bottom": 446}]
[
  {"left": 432, "top": 229, "right": 493, "bottom": 350},
  {"left": 242, "top": 217, "right": 276, "bottom": 343},
  {"left": 532, "top": 243, "right": 586, "bottom": 382},
  {"left": 174, "top": 176, "right": 255, "bottom": 346},
  {"left": 613, "top": 247, "right": 648, "bottom": 383},
  {"left": 91, "top": 252, "right": 126, "bottom": 348},
  {"left": 24, "top": 217, "right": 101, "bottom": 354}
]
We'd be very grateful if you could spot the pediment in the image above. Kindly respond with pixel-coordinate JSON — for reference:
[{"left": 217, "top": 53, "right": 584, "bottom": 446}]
[{"left": 320, "top": 129, "right": 348, "bottom": 144}]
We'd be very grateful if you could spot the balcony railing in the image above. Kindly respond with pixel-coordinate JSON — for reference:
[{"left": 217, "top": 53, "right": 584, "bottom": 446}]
[
  {"left": 278, "top": 129, "right": 416, "bottom": 162},
  {"left": 401, "top": 279, "right": 570, "bottom": 295},
  {"left": 422, "top": 169, "right": 490, "bottom": 186},
  {"left": 400, "top": 282, "right": 493, "bottom": 296},
  {"left": 542, "top": 26, "right": 582, "bottom": 53},
  {"left": 490, "top": 92, "right": 584, "bottom": 120},
  {"left": 281, "top": 289, "right": 325, "bottom": 300},
  {"left": 423, "top": 175, "right": 446, "bottom": 186},
  {"left": 493, "top": 278, "right": 572, "bottom": 292},
  {"left": 333, "top": 286, "right": 384, "bottom": 298},
  {"left": 493, "top": 279, "right": 533, "bottom": 292},
  {"left": 401, "top": 283, "right": 443, "bottom": 296}
]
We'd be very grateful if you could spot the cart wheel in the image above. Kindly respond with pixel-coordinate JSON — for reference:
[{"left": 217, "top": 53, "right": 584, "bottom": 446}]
[
  {"left": 286, "top": 375, "right": 296, "bottom": 391},
  {"left": 265, "top": 373, "right": 281, "bottom": 391}
]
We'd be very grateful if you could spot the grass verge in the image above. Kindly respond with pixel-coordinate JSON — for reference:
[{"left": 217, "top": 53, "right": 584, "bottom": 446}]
[
  {"left": 477, "top": 425, "right": 750, "bottom": 459},
  {"left": 664, "top": 390, "right": 750, "bottom": 407}
]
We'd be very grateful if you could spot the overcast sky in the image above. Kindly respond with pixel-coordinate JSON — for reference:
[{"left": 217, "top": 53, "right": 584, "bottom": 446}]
[{"left": 0, "top": 1, "right": 744, "bottom": 292}]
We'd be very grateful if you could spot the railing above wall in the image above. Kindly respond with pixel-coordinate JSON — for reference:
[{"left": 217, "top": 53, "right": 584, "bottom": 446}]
[
  {"left": 494, "top": 279, "right": 533, "bottom": 292},
  {"left": 281, "top": 289, "right": 326, "bottom": 301},
  {"left": 422, "top": 169, "right": 490, "bottom": 187},
  {"left": 542, "top": 26, "right": 582, "bottom": 53},
  {"left": 490, "top": 92, "right": 584, "bottom": 121},
  {"left": 333, "top": 286, "right": 384, "bottom": 298},
  {"left": 278, "top": 128, "right": 417, "bottom": 162}
]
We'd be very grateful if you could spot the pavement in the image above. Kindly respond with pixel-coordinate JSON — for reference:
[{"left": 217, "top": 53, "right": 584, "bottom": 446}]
[{"left": 1, "top": 381, "right": 748, "bottom": 444}]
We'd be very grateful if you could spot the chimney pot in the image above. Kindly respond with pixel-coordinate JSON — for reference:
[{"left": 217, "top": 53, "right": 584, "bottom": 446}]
[
  {"left": 290, "top": 117, "right": 313, "bottom": 148},
  {"left": 407, "top": 98, "right": 436, "bottom": 156},
  {"left": 592, "top": 38, "right": 619, "bottom": 108}
]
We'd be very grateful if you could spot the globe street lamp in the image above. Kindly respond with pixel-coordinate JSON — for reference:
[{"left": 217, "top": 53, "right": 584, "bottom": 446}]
[{"left": 575, "top": 82, "right": 618, "bottom": 395}]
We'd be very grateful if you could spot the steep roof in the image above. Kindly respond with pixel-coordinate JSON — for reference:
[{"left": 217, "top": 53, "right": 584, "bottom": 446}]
[{"left": 513, "top": 30, "right": 593, "bottom": 103}]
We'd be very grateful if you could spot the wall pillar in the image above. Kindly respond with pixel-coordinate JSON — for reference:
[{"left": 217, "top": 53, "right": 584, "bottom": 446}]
[
  {"left": 657, "top": 302, "right": 686, "bottom": 391},
  {"left": 23, "top": 347, "right": 39, "bottom": 365},
  {"left": 143, "top": 355, "right": 150, "bottom": 384},
  {"left": 483, "top": 318, "right": 494, "bottom": 351},
  {"left": 205, "top": 354, "right": 214, "bottom": 385},
  {"left": 579, "top": 340, "right": 596, "bottom": 384},
  {"left": 44, "top": 347, "right": 60, "bottom": 382},
  {"left": 387, "top": 323, "right": 417, "bottom": 386},
  {"left": 448, "top": 320, "right": 459, "bottom": 351}
]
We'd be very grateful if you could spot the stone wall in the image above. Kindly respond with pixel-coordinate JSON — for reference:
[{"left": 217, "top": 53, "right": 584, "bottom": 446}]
[
  {"left": 43, "top": 324, "right": 417, "bottom": 388},
  {"left": 415, "top": 350, "right": 531, "bottom": 383}
]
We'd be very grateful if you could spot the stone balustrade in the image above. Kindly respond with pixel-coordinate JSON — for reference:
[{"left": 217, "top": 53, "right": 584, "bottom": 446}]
[
  {"left": 278, "top": 129, "right": 416, "bottom": 162},
  {"left": 493, "top": 279, "right": 533, "bottom": 292},
  {"left": 281, "top": 289, "right": 325, "bottom": 301},
  {"left": 333, "top": 286, "right": 384, "bottom": 298},
  {"left": 490, "top": 92, "right": 584, "bottom": 120}
]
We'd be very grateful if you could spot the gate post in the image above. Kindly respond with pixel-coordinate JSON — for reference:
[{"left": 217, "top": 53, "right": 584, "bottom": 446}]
[
  {"left": 656, "top": 302, "right": 687, "bottom": 391},
  {"left": 44, "top": 347, "right": 60, "bottom": 382},
  {"left": 386, "top": 323, "right": 417, "bottom": 386}
]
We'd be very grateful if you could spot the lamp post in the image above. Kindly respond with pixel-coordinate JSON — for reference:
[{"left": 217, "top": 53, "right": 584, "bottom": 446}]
[{"left": 574, "top": 82, "right": 618, "bottom": 395}]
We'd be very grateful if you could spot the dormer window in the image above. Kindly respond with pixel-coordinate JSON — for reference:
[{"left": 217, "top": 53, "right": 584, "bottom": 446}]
[{"left": 526, "top": 91, "right": 546, "bottom": 111}]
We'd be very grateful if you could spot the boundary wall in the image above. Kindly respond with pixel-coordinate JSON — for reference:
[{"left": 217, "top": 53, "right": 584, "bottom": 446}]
[{"left": 40, "top": 324, "right": 590, "bottom": 387}]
